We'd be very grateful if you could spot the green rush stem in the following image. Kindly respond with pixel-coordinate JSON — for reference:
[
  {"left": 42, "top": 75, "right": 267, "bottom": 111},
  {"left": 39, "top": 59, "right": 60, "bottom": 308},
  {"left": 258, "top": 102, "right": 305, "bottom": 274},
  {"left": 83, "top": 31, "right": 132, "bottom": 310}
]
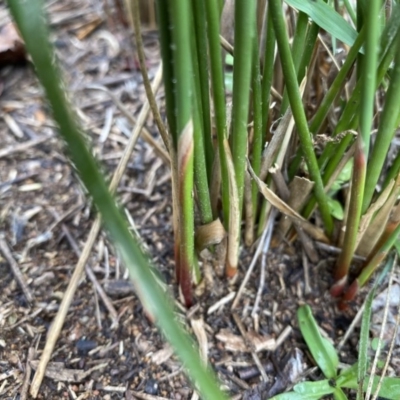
[
  {"left": 204, "top": 0, "right": 229, "bottom": 226},
  {"left": 303, "top": 9, "right": 400, "bottom": 217},
  {"left": 358, "top": 0, "right": 380, "bottom": 160},
  {"left": 280, "top": 11, "right": 309, "bottom": 114},
  {"left": 326, "top": 4, "right": 400, "bottom": 174},
  {"left": 362, "top": 30, "right": 400, "bottom": 212},
  {"left": 190, "top": 14, "right": 213, "bottom": 225},
  {"left": 302, "top": 132, "right": 356, "bottom": 219},
  {"left": 269, "top": 0, "right": 333, "bottom": 236},
  {"left": 169, "top": 0, "right": 195, "bottom": 306},
  {"left": 9, "top": 1, "right": 229, "bottom": 397},
  {"left": 287, "top": 21, "right": 320, "bottom": 180},
  {"left": 333, "top": 0, "right": 381, "bottom": 286},
  {"left": 251, "top": 36, "right": 263, "bottom": 221},
  {"left": 261, "top": 4, "right": 275, "bottom": 141},
  {"left": 154, "top": 0, "right": 177, "bottom": 144},
  {"left": 231, "top": 0, "right": 256, "bottom": 212},
  {"left": 334, "top": 138, "right": 366, "bottom": 283},
  {"left": 192, "top": 0, "right": 214, "bottom": 183},
  {"left": 357, "top": 223, "right": 400, "bottom": 288}
]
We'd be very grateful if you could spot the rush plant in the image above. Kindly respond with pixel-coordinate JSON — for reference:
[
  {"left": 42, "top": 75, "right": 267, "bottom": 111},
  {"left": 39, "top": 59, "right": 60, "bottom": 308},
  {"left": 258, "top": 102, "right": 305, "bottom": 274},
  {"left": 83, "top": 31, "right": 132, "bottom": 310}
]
[{"left": 132, "top": 0, "right": 400, "bottom": 308}]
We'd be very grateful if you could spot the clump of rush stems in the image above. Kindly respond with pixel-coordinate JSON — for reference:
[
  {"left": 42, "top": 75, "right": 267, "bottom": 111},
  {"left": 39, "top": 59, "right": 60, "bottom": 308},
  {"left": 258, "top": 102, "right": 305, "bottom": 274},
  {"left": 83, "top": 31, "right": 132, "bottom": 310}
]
[{"left": 132, "top": 0, "right": 400, "bottom": 308}]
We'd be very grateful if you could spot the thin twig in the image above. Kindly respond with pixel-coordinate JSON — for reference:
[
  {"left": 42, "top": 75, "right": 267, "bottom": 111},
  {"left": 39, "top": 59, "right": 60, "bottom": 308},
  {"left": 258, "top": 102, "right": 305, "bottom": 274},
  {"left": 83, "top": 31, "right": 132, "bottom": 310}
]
[
  {"left": 337, "top": 302, "right": 365, "bottom": 351},
  {"left": 231, "top": 225, "right": 269, "bottom": 310},
  {"left": 252, "top": 211, "right": 276, "bottom": 318},
  {"left": 85, "top": 84, "right": 170, "bottom": 165},
  {"left": 0, "top": 236, "right": 33, "bottom": 303},
  {"left": 29, "top": 65, "right": 163, "bottom": 398},
  {"left": 0, "top": 135, "right": 52, "bottom": 159},
  {"left": 302, "top": 249, "right": 312, "bottom": 295},
  {"left": 20, "top": 346, "right": 34, "bottom": 400},
  {"left": 57, "top": 219, "right": 119, "bottom": 325},
  {"left": 128, "top": 0, "right": 170, "bottom": 150},
  {"left": 232, "top": 313, "right": 268, "bottom": 382}
]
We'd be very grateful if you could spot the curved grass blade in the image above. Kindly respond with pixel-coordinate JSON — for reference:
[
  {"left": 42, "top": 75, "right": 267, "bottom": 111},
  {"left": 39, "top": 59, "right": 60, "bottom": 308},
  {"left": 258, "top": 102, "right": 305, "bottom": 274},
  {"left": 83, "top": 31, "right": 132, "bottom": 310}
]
[
  {"left": 8, "top": 1, "right": 227, "bottom": 398},
  {"left": 297, "top": 305, "right": 338, "bottom": 379},
  {"left": 285, "top": 0, "right": 359, "bottom": 50}
]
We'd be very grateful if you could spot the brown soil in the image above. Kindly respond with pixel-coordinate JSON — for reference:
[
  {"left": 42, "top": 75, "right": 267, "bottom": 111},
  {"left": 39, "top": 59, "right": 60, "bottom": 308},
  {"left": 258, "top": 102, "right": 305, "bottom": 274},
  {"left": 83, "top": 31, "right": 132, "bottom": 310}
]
[{"left": 0, "top": 1, "right": 397, "bottom": 400}]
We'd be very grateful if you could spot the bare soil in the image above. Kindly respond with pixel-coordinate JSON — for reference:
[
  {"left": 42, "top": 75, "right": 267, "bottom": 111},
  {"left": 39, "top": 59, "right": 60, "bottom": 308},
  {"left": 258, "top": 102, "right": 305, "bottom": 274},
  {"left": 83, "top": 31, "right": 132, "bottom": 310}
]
[{"left": 0, "top": 1, "right": 398, "bottom": 400}]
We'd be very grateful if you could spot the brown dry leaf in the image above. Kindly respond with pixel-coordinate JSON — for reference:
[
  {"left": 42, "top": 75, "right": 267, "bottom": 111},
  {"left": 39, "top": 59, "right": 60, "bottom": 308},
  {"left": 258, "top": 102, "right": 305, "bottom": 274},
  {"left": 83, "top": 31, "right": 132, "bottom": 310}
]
[
  {"left": 151, "top": 345, "right": 174, "bottom": 365},
  {"left": 248, "top": 162, "right": 329, "bottom": 243},
  {"left": 216, "top": 329, "right": 275, "bottom": 353},
  {"left": 191, "top": 318, "right": 208, "bottom": 365},
  {"left": 195, "top": 218, "right": 226, "bottom": 253},
  {"left": 75, "top": 16, "right": 103, "bottom": 40},
  {"left": 223, "top": 138, "right": 241, "bottom": 276},
  {"left": 356, "top": 177, "right": 400, "bottom": 257},
  {"left": 0, "top": 22, "right": 26, "bottom": 65},
  {"left": 278, "top": 176, "right": 314, "bottom": 237},
  {"left": 29, "top": 361, "right": 107, "bottom": 382}
]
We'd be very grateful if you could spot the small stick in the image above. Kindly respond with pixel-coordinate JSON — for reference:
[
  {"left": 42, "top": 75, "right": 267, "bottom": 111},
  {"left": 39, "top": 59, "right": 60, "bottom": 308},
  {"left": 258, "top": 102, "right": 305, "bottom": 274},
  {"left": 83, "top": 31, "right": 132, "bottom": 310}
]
[
  {"left": 207, "top": 291, "right": 236, "bottom": 315},
  {"left": 29, "top": 64, "right": 164, "bottom": 398},
  {"left": 252, "top": 211, "right": 276, "bottom": 319},
  {"left": 59, "top": 222, "right": 119, "bottom": 326},
  {"left": 0, "top": 135, "right": 51, "bottom": 159},
  {"left": 231, "top": 225, "right": 269, "bottom": 310},
  {"left": 0, "top": 236, "right": 33, "bottom": 303},
  {"left": 337, "top": 302, "right": 365, "bottom": 351},
  {"left": 20, "top": 346, "right": 35, "bottom": 400},
  {"left": 274, "top": 325, "right": 293, "bottom": 350},
  {"left": 302, "top": 249, "right": 312, "bottom": 295},
  {"left": 232, "top": 313, "right": 268, "bottom": 382}
]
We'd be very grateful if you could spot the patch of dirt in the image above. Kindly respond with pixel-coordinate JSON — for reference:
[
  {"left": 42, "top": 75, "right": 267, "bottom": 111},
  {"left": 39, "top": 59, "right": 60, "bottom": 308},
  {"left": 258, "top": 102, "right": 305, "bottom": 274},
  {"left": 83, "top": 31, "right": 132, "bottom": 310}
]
[{"left": 0, "top": 1, "right": 397, "bottom": 400}]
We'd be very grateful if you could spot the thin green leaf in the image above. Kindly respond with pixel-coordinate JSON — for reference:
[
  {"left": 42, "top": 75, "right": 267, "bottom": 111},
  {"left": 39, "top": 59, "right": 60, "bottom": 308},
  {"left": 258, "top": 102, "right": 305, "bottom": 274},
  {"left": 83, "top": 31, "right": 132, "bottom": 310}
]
[
  {"left": 8, "top": 1, "right": 227, "bottom": 399},
  {"left": 285, "top": 0, "right": 360, "bottom": 51},
  {"left": 297, "top": 305, "right": 339, "bottom": 379},
  {"left": 293, "top": 380, "right": 335, "bottom": 396},
  {"left": 270, "top": 391, "right": 323, "bottom": 400},
  {"left": 333, "top": 387, "right": 348, "bottom": 400},
  {"left": 341, "top": 373, "right": 400, "bottom": 400},
  {"left": 327, "top": 198, "right": 344, "bottom": 221},
  {"left": 357, "top": 283, "right": 377, "bottom": 399}
]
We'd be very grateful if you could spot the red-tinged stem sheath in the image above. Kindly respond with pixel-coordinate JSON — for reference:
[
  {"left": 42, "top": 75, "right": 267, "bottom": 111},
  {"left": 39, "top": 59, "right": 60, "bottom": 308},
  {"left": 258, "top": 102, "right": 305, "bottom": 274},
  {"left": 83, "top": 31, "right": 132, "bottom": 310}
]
[
  {"left": 332, "top": 137, "right": 366, "bottom": 293},
  {"left": 341, "top": 214, "right": 400, "bottom": 303}
]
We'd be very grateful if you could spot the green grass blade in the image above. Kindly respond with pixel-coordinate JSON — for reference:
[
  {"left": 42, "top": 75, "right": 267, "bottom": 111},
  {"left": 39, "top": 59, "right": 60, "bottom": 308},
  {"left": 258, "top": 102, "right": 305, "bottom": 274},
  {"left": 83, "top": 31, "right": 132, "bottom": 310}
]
[
  {"left": 8, "top": 1, "right": 227, "bottom": 398},
  {"left": 297, "top": 305, "right": 338, "bottom": 379},
  {"left": 357, "top": 277, "right": 377, "bottom": 399},
  {"left": 285, "top": 0, "right": 359, "bottom": 50}
]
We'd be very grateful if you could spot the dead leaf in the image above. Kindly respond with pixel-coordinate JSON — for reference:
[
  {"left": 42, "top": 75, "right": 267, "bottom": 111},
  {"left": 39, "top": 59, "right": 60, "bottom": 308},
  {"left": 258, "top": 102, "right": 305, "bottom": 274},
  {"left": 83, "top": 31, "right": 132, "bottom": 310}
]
[
  {"left": 29, "top": 360, "right": 107, "bottom": 382},
  {"left": 0, "top": 22, "right": 26, "bottom": 65}
]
